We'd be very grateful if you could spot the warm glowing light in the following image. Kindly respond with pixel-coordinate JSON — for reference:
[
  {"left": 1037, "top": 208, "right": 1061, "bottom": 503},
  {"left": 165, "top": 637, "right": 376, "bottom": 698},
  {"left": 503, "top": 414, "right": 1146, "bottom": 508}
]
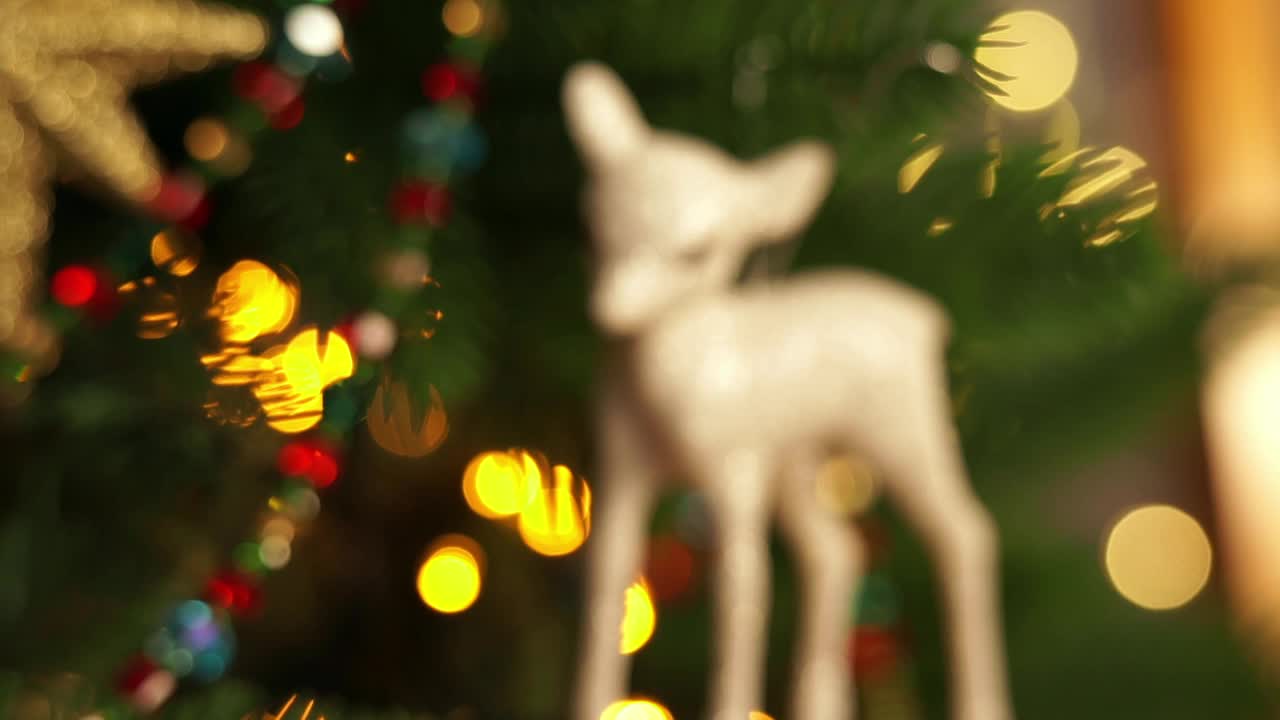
[
  {"left": 258, "top": 535, "right": 292, "bottom": 570},
  {"left": 211, "top": 260, "right": 298, "bottom": 343},
  {"left": 1042, "top": 146, "right": 1159, "bottom": 247},
  {"left": 184, "top": 117, "right": 229, "bottom": 162},
  {"left": 284, "top": 5, "right": 344, "bottom": 57},
  {"left": 1105, "top": 504, "right": 1212, "bottom": 611},
  {"left": 344, "top": 151, "right": 359, "bottom": 163},
  {"left": 975, "top": 10, "right": 1078, "bottom": 113},
  {"left": 417, "top": 536, "right": 484, "bottom": 614},
  {"left": 518, "top": 464, "right": 591, "bottom": 557},
  {"left": 927, "top": 217, "right": 954, "bottom": 236},
  {"left": 1042, "top": 100, "right": 1081, "bottom": 163},
  {"left": 150, "top": 230, "right": 200, "bottom": 276},
  {"left": 463, "top": 450, "right": 536, "bottom": 519},
  {"left": 899, "top": 141, "right": 944, "bottom": 194},
  {"left": 620, "top": 577, "right": 657, "bottom": 655},
  {"left": 749, "top": 713, "right": 775, "bottom": 720},
  {"left": 442, "top": 0, "right": 484, "bottom": 37},
  {"left": 366, "top": 380, "right": 449, "bottom": 457},
  {"left": 815, "top": 455, "right": 878, "bottom": 517},
  {"left": 254, "top": 328, "right": 355, "bottom": 434},
  {"left": 600, "top": 700, "right": 674, "bottom": 720}
]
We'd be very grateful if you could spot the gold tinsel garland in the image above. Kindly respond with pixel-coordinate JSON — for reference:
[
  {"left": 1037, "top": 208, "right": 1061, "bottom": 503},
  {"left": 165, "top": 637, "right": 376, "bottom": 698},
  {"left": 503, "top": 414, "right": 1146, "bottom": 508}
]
[{"left": 0, "top": 0, "right": 268, "bottom": 370}]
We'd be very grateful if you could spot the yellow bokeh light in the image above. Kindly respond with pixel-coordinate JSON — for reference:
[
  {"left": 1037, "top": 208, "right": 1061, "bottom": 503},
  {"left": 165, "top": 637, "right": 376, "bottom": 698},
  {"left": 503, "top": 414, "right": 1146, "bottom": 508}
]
[
  {"left": 254, "top": 328, "right": 355, "bottom": 434},
  {"left": 600, "top": 700, "right": 674, "bottom": 720},
  {"left": 815, "top": 455, "right": 878, "bottom": 517},
  {"left": 975, "top": 10, "right": 1078, "bottom": 113},
  {"left": 185, "top": 117, "right": 229, "bottom": 162},
  {"left": 150, "top": 230, "right": 200, "bottom": 277},
  {"left": 518, "top": 463, "right": 591, "bottom": 557},
  {"left": 442, "top": 0, "right": 484, "bottom": 37},
  {"left": 463, "top": 450, "right": 536, "bottom": 519},
  {"left": 367, "top": 381, "right": 449, "bottom": 458},
  {"left": 211, "top": 260, "right": 298, "bottom": 343},
  {"left": 749, "top": 713, "right": 774, "bottom": 720},
  {"left": 417, "top": 537, "right": 484, "bottom": 614},
  {"left": 1105, "top": 504, "right": 1212, "bottom": 611},
  {"left": 620, "top": 577, "right": 656, "bottom": 655},
  {"left": 899, "top": 141, "right": 944, "bottom": 194}
]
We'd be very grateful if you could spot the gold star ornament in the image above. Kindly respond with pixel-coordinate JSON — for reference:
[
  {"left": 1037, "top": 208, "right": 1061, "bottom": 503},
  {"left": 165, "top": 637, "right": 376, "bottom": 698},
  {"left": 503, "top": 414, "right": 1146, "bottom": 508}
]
[{"left": 0, "top": 0, "right": 269, "bottom": 372}]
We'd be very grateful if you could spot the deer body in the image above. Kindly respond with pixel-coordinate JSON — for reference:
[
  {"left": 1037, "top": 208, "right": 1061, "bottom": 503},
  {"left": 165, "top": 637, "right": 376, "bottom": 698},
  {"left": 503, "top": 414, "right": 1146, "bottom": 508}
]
[
  {"left": 564, "top": 62, "right": 1012, "bottom": 720},
  {"left": 630, "top": 271, "right": 947, "bottom": 472}
]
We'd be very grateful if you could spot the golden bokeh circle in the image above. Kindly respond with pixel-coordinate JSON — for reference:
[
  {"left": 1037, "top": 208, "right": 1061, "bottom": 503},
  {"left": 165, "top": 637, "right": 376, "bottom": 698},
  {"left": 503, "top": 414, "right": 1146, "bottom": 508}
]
[
  {"left": 417, "top": 538, "right": 484, "bottom": 614},
  {"left": 975, "top": 10, "right": 1078, "bottom": 113},
  {"left": 1104, "top": 504, "right": 1212, "bottom": 611}
]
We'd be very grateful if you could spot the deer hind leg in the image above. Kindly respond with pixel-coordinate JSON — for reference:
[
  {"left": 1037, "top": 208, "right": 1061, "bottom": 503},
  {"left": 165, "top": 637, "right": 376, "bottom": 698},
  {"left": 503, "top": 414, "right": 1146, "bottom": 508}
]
[
  {"left": 777, "top": 449, "right": 862, "bottom": 720},
  {"left": 704, "top": 449, "right": 774, "bottom": 720},
  {"left": 868, "top": 365, "right": 1012, "bottom": 720}
]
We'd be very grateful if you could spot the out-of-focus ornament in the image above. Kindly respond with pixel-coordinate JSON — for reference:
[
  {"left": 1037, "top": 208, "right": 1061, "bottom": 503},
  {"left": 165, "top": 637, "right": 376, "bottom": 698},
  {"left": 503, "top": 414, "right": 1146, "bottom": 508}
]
[
  {"left": 116, "top": 657, "right": 177, "bottom": 713},
  {"left": 50, "top": 266, "right": 99, "bottom": 308},
  {"left": 352, "top": 311, "right": 398, "bottom": 359},
  {"left": 402, "top": 108, "right": 488, "bottom": 177},
  {"left": 518, "top": 463, "right": 590, "bottom": 557},
  {"left": 0, "top": 0, "right": 267, "bottom": 371},
  {"left": 284, "top": 5, "right": 344, "bottom": 58},
  {"left": 850, "top": 625, "right": 900, "bottom": 679},
  {"left": 381, "top": 249, "right": 432, "bottom": 290},
  {"left": 563, "top": 62, "right": 1011, "bottom": 720},
  {"left": 645, "top": 534, "right": 697, "bottom": 603},
  {"left": 390, "top": 180, "right": 452, "bottom": 225},
  {"left": 417, "top": 535, "right": 485, "bottom": 614},
  {"left": 205, "top": 569, "right": 261, "bottom": 616},
  {"left": 365, "top": 378, "right": 449, "bottom": 457},
  {"left": 143, "top": 600, "right": 236, "bottom": 682},
  {"left": 423, "top": 62, "right": 482, "bottom": 104}
]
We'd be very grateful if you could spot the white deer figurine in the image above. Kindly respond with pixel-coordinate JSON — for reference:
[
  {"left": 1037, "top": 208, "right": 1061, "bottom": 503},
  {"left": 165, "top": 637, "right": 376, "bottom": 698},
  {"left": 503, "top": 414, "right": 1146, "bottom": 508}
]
[{"left": 565, "top": 62, "right": 1012, "bottom": 720}]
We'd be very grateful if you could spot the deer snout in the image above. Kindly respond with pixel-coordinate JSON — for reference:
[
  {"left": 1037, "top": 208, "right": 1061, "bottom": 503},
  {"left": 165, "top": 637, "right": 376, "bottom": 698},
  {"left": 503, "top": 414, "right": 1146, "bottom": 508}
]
[{"left": 590, "top": 258, "right": 671, "bottom": 335}]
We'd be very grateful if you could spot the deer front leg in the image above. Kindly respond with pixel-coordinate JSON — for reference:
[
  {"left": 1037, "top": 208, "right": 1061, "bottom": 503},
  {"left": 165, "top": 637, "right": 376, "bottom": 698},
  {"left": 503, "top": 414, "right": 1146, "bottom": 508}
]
[
  {"left": 574, "top": 371, "right": 659, "bottom": 720},
  {"left": 778, "top": 451, "right": 861, "bottom": 720},
  {"left": 705, "top": 449, "right": 773, "bottom": 720}
]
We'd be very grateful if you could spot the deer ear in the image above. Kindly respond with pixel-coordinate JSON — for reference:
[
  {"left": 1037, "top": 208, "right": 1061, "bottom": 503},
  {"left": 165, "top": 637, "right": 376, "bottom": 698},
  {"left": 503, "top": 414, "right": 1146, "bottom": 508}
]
[
  {"left": 744, "top": 140, "right": 836, "bottom": 242},
  {"left": 563, "top": 62, "right": 649, "bottom": 171}
]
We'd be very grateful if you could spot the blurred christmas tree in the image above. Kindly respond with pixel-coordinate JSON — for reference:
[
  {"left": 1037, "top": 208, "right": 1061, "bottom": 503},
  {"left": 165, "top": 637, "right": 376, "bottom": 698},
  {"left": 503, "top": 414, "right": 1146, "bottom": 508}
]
[{"left": 0, "top": 1, "right": 1273, "bottom": 719}]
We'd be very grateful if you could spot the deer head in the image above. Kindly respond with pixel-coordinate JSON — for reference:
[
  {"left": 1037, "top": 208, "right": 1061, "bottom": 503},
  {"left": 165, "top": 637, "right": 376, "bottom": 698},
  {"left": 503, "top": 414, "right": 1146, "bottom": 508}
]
[{"left": 563, "top": 62, "right": 837, "bottom": 335}]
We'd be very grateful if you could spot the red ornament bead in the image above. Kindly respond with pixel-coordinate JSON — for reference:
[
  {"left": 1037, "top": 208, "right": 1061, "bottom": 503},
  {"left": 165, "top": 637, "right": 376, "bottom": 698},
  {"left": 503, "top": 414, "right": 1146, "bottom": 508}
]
[
  {"left": 646, "top": 534, "right": 698, "bottom": 603},
  {"left": 116, "top": 655, "right": 159, "bottom": 695},
  {"left": 850, "top": 625, "right": 899, "bottom": 679},
  {"left": 390, "top": 181, "right": 451, "bottom": 226},
  {"left": 270, "top": 98, "right": 306, "bottom": 131},
  {"left": 278, "top": 441, "right": 315, "bottom": 476},
  {"left": 51, "top": 265, "right": 98, "bottom": 307},
  {"left": 306, "top": 448, "right": 339, "bottom": 488},
  {"left": 422, "top": 62, "right": 481, "bottom": 104},
  {"left": 147, "top": 173, "right": 206, "bottom": 224},
  {"left": 233, "top": 62, "right": 273, "bottom": 100},
  {"left": 206, "top": 569, "right": 262, "bottom": 615}
]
